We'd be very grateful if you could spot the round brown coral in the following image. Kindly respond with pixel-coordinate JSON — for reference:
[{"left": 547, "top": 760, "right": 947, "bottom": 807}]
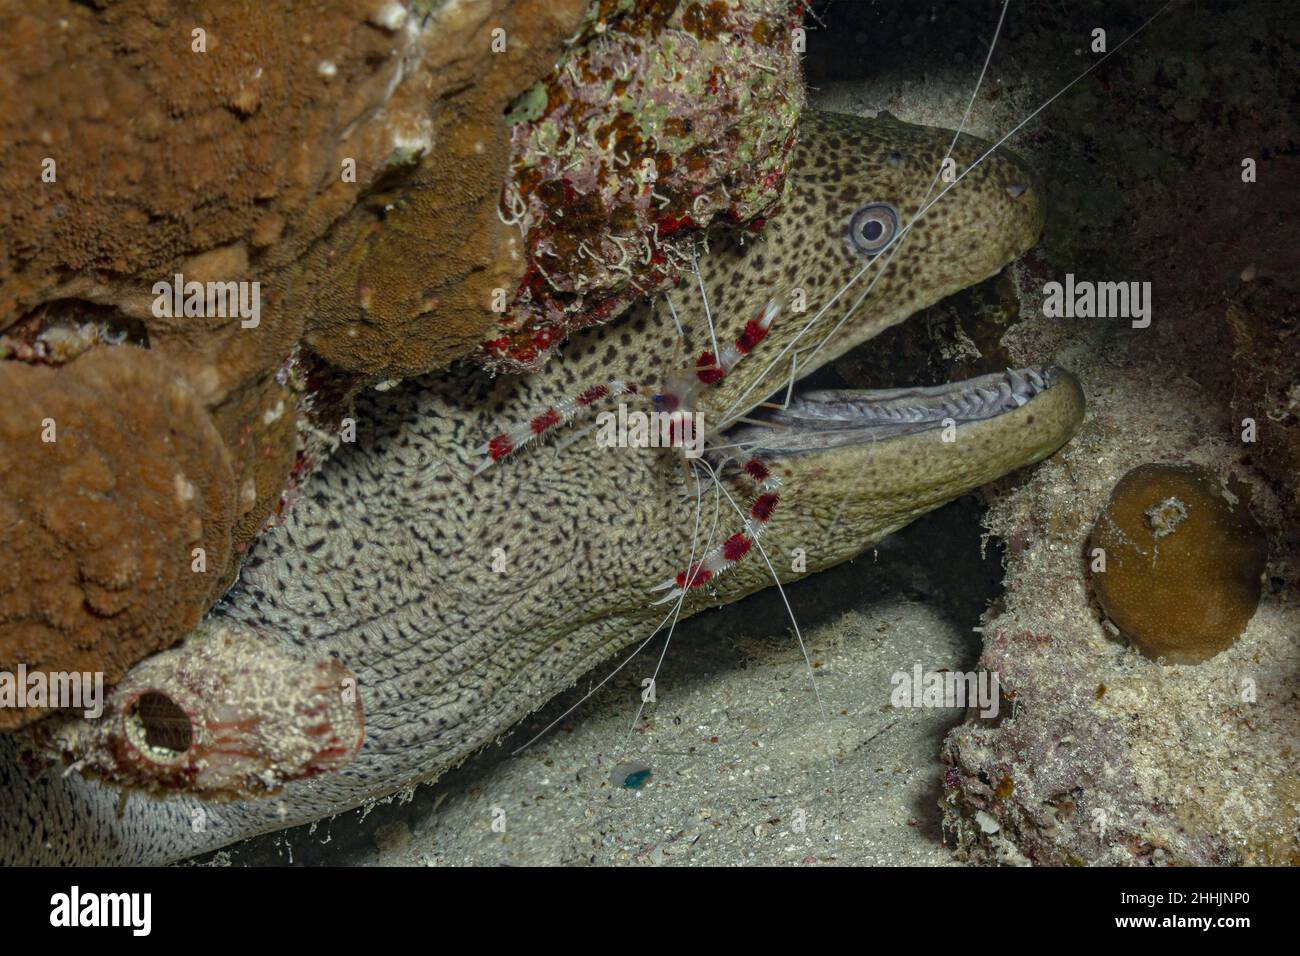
[
  {"left": 1089, "top": 463, "right": 1266, "bottom": 664},
  {"left": 0, "top": 347, "right": 235, "bottom": 729}
]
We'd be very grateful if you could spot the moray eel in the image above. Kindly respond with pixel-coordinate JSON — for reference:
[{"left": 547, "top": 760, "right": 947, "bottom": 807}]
[{"left": 0, "top": 110, "right": 1083, "bottom": 864}]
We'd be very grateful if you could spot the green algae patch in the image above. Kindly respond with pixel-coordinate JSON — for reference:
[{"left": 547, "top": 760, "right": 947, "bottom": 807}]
[{"left": 1089, "top": 463, "right": 1266, "bottom": 665}]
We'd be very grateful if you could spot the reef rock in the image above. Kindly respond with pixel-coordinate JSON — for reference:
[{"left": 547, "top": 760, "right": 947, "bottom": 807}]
[
  {"left": 293, "top": 0, "right": 592, "bottom": 379},
  {"left": 0, "top": 347, "right": 236, "bottom": 730},
  {"left": 939, "top": 347, "right": 1299, "bottom": 866},
  {"left": 1227, "top": 278, "right": 1300, "bottom": 536}
]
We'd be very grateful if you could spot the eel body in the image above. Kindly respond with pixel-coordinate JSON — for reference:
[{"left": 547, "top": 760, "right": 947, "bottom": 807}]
[{"left": 0, "top": 110, "right": 1083, "bottom": 864}]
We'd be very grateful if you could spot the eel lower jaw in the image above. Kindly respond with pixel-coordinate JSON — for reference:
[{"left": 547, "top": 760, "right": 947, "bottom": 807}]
[{"left": 725, "top": 365, "right": 1067, "bottom": 458}]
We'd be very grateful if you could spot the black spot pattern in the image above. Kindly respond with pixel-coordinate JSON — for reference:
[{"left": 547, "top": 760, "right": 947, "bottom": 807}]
[{"left": 0, "top": 110, "right": 1045, "bottom": 864}]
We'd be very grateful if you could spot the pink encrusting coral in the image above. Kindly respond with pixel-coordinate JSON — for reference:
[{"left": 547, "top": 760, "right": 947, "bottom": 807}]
[
  {"left": 31, "top": 622, "right": 363, "bottom": 799},
  {"left": 483, "top": 0, "right": 806, "bottom": 372}
]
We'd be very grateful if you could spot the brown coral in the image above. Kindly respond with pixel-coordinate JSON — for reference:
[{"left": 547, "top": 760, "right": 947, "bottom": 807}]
[
  {"left": 1, "top": 0, "right": 591, "bottom": 461},
  {"left": 0, "top": 0, "right": 437, "bottom": 568},
  {"left": 0, "top": 1, "right": 593, "bottom": 719},
  {"left": 1, "top": 2, "right": 417, "bottom": 346},
  {"left": 1089, "top": 463, "right": 1267, "bottom": 664},
  {"left": 0, "top": 346, "right": 236, "bottom": 730},
  {"left": 292, "top": 0, "right": 592, "bottom": 379},
  {"left": 208, "top": 367, "right": 299, "bottom": 552}
]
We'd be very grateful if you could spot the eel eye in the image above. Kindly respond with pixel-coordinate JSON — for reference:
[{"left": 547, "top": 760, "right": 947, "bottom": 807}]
[{"left": 847, "top": 202, "right": 899, "bottom": 256}]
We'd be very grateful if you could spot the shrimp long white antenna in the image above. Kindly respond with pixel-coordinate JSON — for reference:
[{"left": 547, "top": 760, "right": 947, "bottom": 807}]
[
  {"left": 511, "top": 464, "right": 715, "bottom": 757},
  {"left": 719, "top": 0, "right": 1174, "bottom": 424},
  {"left": 622, "top": 467, "right": 724, "bottom": 745},
  {"left": 715, "top": 0, "right": 1008, "bottom": 425},
  {"left": 794, "top": 0, "right": 1175, "bottom": 377},
  {"left": 691, "top": 247, "right": 723, "bottom": 371},
  {"left": 664, "top": 290, "right": 686, "bottom": 340}
]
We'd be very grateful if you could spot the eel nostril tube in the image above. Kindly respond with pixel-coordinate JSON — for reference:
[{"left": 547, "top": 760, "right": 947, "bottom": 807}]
[
  {"left": 1006, "top": 182, "right": 1029, "bottom": 199},
  {"left": 124, "top": 691, "right": 193, "bottom": 758},
  {"left": 28, "top": 621, "right": 365, "bottom": 798}
]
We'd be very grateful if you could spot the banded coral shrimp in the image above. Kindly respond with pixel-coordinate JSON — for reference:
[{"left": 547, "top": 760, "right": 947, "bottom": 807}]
[
  {"left": 471, "top": 2, "right": 1024, "bottom": 765},
  {"left": 467, "top": 0, "right": 1171, "bottom": 822},
  {"left": 474, "top": 281, "right": 827, "bottom": 750}
]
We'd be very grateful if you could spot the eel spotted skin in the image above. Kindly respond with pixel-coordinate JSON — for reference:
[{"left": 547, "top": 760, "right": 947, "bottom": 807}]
[{"left": 0, "top": 110, "right": 1084, "bottom": 864}]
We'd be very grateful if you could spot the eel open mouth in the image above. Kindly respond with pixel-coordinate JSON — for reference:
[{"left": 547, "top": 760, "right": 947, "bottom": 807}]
[{"left": 727, "top": 365, "right": 1063, "bottom": 458}]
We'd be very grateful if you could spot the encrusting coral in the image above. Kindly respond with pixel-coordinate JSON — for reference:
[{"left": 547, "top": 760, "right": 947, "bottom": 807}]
[
  {"left": 483, "top": 0, "right": 805, "bottom": 371},
  {"left": 293, "top": 0, "right": 592, "bottom": 379},
  {"left": 1089, "top": 462, "right": 1266, "bottom": 665},
  {"left": 0, "top": 346, "right": 236, "bottom": 730}
]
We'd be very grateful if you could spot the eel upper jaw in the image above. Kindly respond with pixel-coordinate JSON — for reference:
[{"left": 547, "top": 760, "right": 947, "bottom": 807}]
[{"left": 725, "top": 365, "right": 1064, "bottom": 458}]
